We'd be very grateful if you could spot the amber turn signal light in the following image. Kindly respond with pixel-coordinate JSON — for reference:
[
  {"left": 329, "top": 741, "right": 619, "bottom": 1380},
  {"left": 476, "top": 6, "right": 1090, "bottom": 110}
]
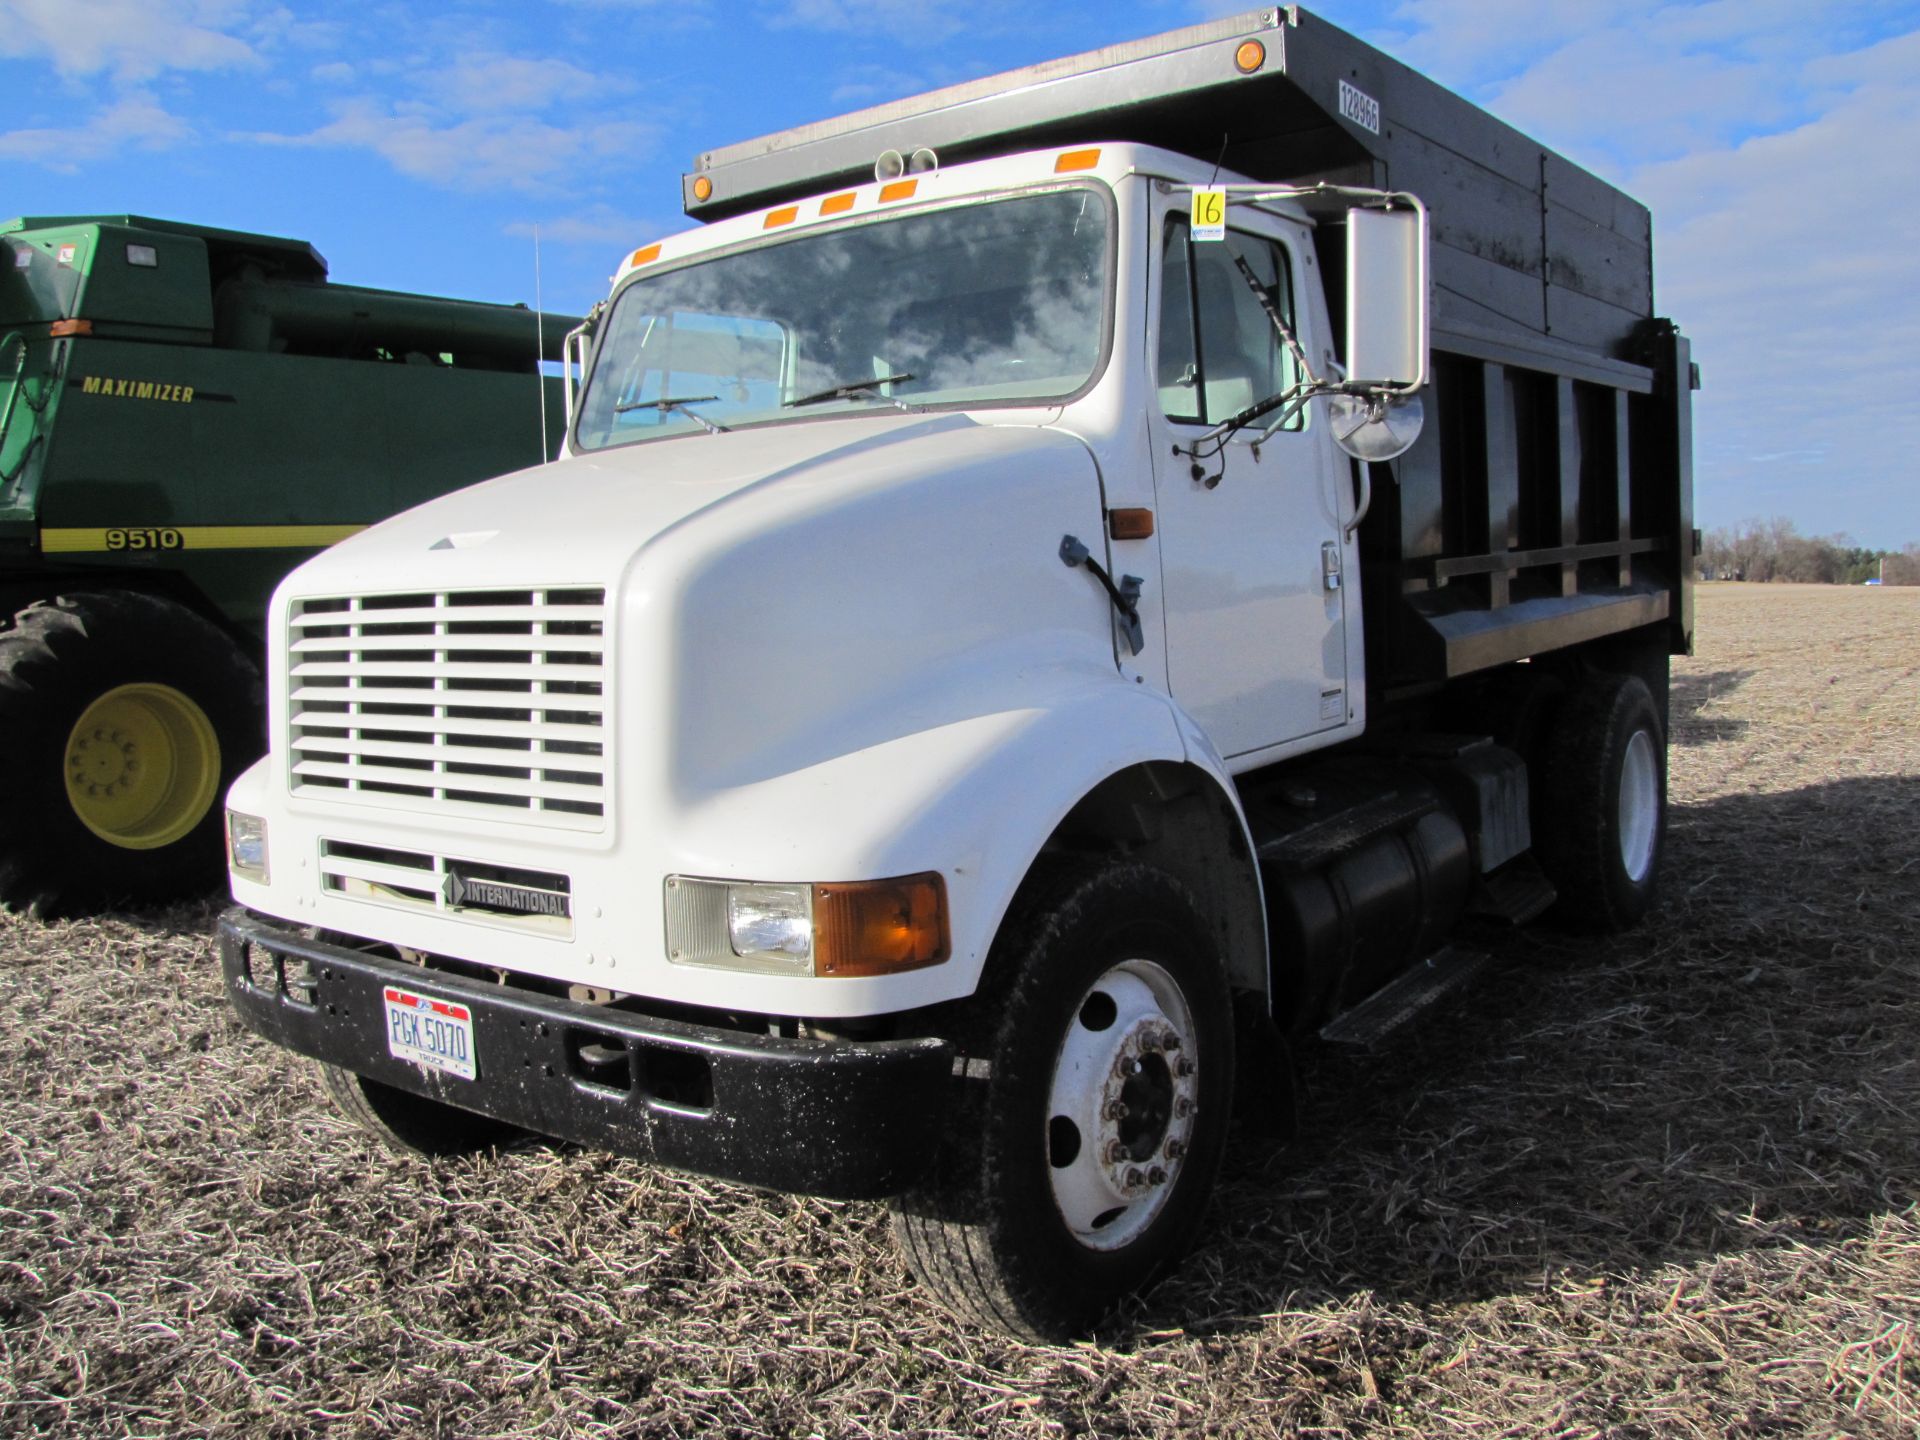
[
  {"left": 813, "top": 873, "right": 950, "bottom": 977},
  {"left": 1108, "top": 507, "right": 1155, "bottom": 540},
  {"left": 1234, "top": 40, "right": 1266, "bottom": 74}
]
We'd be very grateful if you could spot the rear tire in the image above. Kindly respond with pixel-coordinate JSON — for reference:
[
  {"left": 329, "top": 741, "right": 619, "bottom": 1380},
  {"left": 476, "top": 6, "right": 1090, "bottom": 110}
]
[
  {"left": 1534, "top": 671, "right": 1666, "bottom": 932},
  {"left": 0, "top": 591, "right": 262, "bottom": 916},
  {"left": 318, "top": 1063, "right": 520, "bottom": 1157},
  {"left": 890, "top": 859, "right": 1235, "bottom": 1340}
]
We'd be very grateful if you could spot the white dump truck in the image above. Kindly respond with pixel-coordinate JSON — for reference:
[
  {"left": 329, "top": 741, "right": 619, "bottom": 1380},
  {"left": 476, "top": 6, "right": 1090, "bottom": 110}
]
[{"left": 219, "top": 8, "right": 1695, "bottom": 1338}]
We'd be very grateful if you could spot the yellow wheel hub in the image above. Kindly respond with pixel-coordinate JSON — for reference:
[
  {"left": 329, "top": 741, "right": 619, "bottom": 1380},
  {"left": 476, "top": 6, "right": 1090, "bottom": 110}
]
[{"left": 63, "top": 683, "right": 221, "bottom": 850}]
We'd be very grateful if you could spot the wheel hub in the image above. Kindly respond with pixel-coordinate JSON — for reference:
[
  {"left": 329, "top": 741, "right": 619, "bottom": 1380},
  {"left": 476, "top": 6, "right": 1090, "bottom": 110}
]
[
  {"left": 1046, "top": 960, "right": 1198, "bottom": 1251},
  {"left": 62, "top": 683, "right": 220, "bottom": 851},
  {"left": 1617, "top": 727, "right": 1659, "bottom": 883}
]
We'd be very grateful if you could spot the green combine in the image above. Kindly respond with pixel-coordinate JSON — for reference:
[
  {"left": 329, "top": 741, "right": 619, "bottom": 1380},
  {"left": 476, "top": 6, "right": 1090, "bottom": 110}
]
[{"left": 0, "top": 215, "right": 577, "bottom": 915}]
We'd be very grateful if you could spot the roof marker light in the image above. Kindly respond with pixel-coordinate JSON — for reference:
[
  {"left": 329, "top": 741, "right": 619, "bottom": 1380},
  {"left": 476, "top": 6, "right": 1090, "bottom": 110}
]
[
  {"left": 691, "top": 175, "right": 714, "bottom": 202},
  {"left": 626, "top": 243, "right": 661, "bottom": 268},
  {"left": 879, "top": 179, "right": 918, "bottom": 203},
  {"left": 1235, "top": 39, "right": 1266, "bottom": 73},
  {"left": 765, "top": 206, "right": 799, "bottom": 229},
  {"left": 821, "top": 192, "right": 856, "bottom": 216},
  {"left": 1055, "top": 148, "right": 1101, "bottom": 173}
]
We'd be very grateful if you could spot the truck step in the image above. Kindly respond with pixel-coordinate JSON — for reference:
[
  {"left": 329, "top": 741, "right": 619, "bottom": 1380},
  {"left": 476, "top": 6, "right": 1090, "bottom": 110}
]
[
  {"left": 1252, "top": 787, "right": 1438, "bottom": 874},
  {"left": 1472, "top": 857, "right": 1558, "bottom": 926},
  {"left": 1318, "top": 945, "right": 1491, "bottom": 1048}
]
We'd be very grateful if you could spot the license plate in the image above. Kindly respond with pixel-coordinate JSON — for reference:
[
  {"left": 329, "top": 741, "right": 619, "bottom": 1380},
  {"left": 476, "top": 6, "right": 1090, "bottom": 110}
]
[{"left": 382, "top": 985, "right": 478, "bottom": 1081}]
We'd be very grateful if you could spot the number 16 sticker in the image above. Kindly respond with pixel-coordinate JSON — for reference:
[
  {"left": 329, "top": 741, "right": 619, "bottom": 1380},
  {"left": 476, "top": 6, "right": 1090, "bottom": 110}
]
[{"left": 1192, "top": 188, "right": 1227, "bottom": 241}]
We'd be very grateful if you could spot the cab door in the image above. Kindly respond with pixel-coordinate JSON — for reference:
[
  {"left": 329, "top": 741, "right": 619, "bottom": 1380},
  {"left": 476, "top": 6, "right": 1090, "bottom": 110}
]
[{"left": 1147, "top": 200, "right": 1348, "bottom": 761}]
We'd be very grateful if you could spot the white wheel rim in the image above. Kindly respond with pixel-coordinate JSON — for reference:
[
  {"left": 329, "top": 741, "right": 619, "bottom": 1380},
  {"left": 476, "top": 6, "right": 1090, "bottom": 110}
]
[
  {"left": 1618, "top": 727, "right": 1660, "bottom": 883},
  {"left": 1044, "top": 959, "right": 1198, "bottom": 1252}
]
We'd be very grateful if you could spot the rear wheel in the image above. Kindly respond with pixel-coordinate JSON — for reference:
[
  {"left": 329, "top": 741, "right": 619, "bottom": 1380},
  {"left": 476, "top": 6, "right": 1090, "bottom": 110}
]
[
  {"left": 318, "top": 1064, "right": 520, "bottom": 1157},
  {"left": 0, "top": 591, "right": 262, "bottom": 915},
  {"left": 1534, "top": 671, "right": 1666, "bottom": 932},
  {"left": 890, "top": 860, "right": 1235, "bottom": 1340}
]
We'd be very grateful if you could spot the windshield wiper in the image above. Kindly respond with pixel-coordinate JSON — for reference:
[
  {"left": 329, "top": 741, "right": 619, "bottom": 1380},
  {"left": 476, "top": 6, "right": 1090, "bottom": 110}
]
[
  {"left": 785, "top": 373, "right": 917, "bottom": 409},
  {"left": 612, "top": 394, "right": 730, "bottom": 434}
]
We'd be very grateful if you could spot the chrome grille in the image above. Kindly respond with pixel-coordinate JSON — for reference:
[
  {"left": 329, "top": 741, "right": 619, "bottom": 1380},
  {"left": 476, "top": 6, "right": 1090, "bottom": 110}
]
[
  {"left": 318, "top": 839, "right": 573, "bottom": 936},
  {"left": 288, "top": 587, "right": 608, "bottom": 829}
]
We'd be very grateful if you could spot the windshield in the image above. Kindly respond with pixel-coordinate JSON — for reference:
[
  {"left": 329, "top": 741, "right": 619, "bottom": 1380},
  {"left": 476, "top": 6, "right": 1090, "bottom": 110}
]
[{"left": 573, "top": 188, "right": 1111, "bottom": 451}]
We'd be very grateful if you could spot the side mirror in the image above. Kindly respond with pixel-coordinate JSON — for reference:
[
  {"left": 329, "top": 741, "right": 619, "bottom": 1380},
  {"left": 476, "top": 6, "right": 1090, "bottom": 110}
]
[
  {"left": 1335, "top": 204, "right": 1429, "bottom": 463},
  {"left": 1344, "top": 205, "right": 1428, "bottom": 391}
]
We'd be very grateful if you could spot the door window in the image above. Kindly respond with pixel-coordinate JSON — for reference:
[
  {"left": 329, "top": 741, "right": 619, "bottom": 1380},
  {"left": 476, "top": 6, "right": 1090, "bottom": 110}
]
[{"left": 1157, "top": 218, "right": 1302, "bottom": 429}]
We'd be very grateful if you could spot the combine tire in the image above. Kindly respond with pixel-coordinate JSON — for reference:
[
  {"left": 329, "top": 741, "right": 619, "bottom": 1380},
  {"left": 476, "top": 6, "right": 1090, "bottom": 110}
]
[
  {"left": 890, "top": 860, "right": 1235, "bottom": 1340},
  {"left": 1534, "top": 671, "right": 1666, "bottom": 932},
  {"left": 0, "top": 591, "right": 262, "bottom": 915}
]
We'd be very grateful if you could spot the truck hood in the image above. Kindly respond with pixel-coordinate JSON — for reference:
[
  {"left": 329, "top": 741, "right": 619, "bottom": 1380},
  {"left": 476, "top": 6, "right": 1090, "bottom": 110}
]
[{"left": 292, "top": 410, "right": 1039, "bottom": 594}]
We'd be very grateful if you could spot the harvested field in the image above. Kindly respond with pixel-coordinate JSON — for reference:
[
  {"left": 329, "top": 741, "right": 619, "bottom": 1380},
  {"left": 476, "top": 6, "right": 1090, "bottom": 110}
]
[{"left": 2, "top": 582, "right": 1917, "bottom": 1438}]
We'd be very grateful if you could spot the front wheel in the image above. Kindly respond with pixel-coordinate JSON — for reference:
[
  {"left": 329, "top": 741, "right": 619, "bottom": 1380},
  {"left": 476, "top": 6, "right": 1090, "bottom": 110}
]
[
  {"left": 890, "top": 860, "right": 1235, "bottom": 1340},
  {"left": 318, "top": 1064, "right": 521, "bottom": 1158}
]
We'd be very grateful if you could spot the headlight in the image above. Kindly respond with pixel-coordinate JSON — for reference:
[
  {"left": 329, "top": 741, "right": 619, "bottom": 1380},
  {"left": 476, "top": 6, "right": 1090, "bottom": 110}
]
[
  {"left": 665, "top": 873, "right": 949, "bottom": 978},
  {"left": 726, "top": 883, "right": 814, "bottom": 961},
  {"left": 225, "top": 810, "right": 268, "bottom": 883}
]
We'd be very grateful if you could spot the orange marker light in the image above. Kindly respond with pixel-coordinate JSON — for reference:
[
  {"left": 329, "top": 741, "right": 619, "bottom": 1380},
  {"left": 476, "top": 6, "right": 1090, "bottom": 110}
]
[
  {"left": 764, "top": 206, "right": 799, "bottom": 229},
  {"left": 820, "top": 192, "right": 856, "bottom": 216},
  {"left": 812, "top": 873, "right": 950, "bottom": 977},
  {"left": 1055, "top": 148, "right": 1102, "bottom": 173},
  {"left": 878, "top": 179, "right": 918, "bottom": 203},
  {"left": 691, "top": 175, "right": 714, "bottom": 202},
  {"left": 1108, "top": 507, "right": 1155, "bottom": 541},
  {"left": 1235, "top": 39, "right": 1266, "bottom": 73},
  {"left": 626, "top": 243, "right": 661, "bottom": 268},
  {"left": 49, "top": 318, "right": 93, "bottom": 338}
]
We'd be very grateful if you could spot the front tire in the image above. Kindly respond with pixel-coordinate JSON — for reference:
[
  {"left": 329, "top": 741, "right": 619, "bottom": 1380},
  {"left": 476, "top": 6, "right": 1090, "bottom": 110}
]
[
  {"left": 1534, "top": 671, "right": 1667, "bottom": 932},
  {"left": 890, "top": 860, "right": 1235, "bottom": 1340},
  {"left": 318, "top": 1064, "right": 520, "bottom": 1158},
  {"left": 0, "top": 591, "right": 262, "bottom": 916}
]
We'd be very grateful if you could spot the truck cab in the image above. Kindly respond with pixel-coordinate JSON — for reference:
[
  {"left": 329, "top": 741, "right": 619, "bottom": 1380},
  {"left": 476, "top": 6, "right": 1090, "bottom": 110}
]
[{"left": 220, "top": 8, "right": 1691, "bottom": 1341}]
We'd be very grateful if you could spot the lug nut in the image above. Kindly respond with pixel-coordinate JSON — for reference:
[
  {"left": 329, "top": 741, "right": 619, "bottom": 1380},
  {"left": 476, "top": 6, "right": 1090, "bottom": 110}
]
[
  {"left": 1104, "top": 1100, "right": 1129, "bottom": 1121},
  {"left": 1176, "top": 1057, "right": 1196, "bottom": 1077},
  {"left": 1161, "top": 1031, "right": 1181, "bottom": 1050},
  {"left": 1148, "top": 1166, "right": 1168, "bottom": 1186},
  {"left": 1105, "top": 1140, "right": 1128, "bottom": 1165},
  {"left": 1165, "top": 1138, "right": 1186, "bottom": 1159},
  {"left": 1175, "top": 1097, "right": 1195, "bottom": 1119},
  {"left": 1125, "top": 1167, "right": 1145, "bottom": 1187}
]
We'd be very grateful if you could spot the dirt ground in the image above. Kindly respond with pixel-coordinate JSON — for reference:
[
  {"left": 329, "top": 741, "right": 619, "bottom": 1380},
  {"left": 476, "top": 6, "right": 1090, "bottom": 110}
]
[{"left": 2, "top": 582, "right": 1916, "bottom": 1438}]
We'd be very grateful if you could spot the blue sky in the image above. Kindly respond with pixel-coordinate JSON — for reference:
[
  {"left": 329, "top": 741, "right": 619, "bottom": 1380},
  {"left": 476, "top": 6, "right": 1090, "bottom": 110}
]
[{"left": 5, "top": 0, "right": 1919, "bottom": 544}]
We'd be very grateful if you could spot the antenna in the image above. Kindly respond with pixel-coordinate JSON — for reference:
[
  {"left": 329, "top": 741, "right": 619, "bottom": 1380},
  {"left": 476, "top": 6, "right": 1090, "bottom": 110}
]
[{"left": 534, "top": 224, "right": 549, "bottom": 463}]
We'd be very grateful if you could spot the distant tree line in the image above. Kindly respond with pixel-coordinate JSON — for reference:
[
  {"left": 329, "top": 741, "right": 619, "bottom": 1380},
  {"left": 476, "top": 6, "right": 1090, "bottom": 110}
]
[{"left": 1699, "top": 518, "right": 1920, "bottom": 585}]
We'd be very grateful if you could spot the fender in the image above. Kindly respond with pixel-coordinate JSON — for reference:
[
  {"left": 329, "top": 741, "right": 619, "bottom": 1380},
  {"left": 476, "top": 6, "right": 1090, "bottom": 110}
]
[{"left": 658, "top": 669, "right": 1249, "bottom": 1012}]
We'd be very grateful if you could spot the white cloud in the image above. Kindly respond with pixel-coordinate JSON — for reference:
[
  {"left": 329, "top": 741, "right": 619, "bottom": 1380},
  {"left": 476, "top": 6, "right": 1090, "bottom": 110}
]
[
  {"left": 0, "top": 92, "right": 193, "bottom": 168},
  {"left": 0, "top": 0, "right": 259, "bottom": 82},
  {"left": 505, "top": 206, "right": 672, "bottom": 248},
  {"left": 255, "top": 100, "right": 657, "bottom": 195},
  {"left": 429, "top": 53, "right": 611, "bottom": 114},
  {"left": 1630, "top": 28, "right": 1920, "bottom": 534},
  {"left": 771, "top": 0, "right": 1027, "bottom": 45}
]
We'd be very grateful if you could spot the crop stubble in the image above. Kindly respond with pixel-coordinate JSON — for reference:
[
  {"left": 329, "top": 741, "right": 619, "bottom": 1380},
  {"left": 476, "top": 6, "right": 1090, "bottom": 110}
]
[{"left": 1, "top": 583, "right": 1915, "bottom": 1438}]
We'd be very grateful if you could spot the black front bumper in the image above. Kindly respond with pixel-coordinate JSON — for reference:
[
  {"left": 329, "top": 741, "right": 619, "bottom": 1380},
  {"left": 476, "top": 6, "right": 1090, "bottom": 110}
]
[{"left": 219, "top": 908, "right": 954, "bottom": 1199}]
